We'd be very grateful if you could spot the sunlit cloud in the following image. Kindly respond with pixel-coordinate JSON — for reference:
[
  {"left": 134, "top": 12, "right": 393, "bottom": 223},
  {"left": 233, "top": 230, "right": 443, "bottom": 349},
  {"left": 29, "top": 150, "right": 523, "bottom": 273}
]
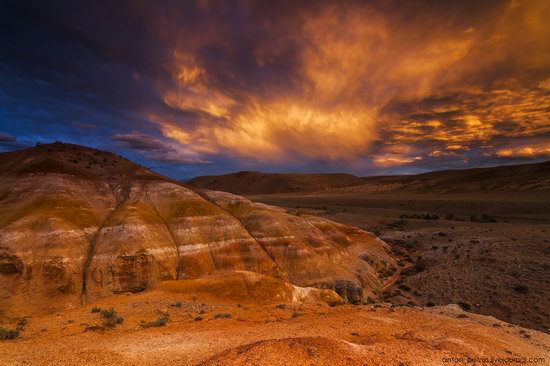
[
  {"left": 139, "top": 0, "right": 550, "bottom": 170},
  {"left": 497, "top": 142, "right": 550, "bottom": 158}
]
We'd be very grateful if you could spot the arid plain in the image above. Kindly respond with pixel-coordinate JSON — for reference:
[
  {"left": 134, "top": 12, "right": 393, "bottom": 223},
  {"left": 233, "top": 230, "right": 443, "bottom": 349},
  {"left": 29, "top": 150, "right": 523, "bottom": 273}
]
[{"left": 248, "top": 190, "right": 550, "bottom": 333}]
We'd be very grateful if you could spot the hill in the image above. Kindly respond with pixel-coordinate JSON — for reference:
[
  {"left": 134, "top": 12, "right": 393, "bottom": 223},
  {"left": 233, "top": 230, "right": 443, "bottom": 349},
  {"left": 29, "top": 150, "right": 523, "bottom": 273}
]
[
  {"left": 351, "top": 160, "right": 550, "bottom": 194},
  {"left": 0, "top": 142, "right": 394, "bottom": 317},
  {"left": 187, "top": 171, "right": 365, "bottom": 194},
  {"left": 188, "top": 161, "right": 550, "bottom": 194}
]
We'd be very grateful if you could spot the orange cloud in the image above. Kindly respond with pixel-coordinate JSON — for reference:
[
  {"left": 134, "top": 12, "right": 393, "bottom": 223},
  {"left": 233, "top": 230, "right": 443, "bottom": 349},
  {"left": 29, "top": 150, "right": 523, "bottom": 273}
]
[
  {"left": 497, "top": 144, "right": 550, "bottom": 158},
  {"left": 145, "top": 0, "right": 550, "bottom": 167}
]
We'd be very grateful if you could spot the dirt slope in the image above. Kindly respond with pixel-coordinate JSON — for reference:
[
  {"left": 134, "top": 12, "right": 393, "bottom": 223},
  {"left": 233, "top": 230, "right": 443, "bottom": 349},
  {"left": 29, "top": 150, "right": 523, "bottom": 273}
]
[{"left": 0, "top": 287, "right": 548, "bottom": 365}]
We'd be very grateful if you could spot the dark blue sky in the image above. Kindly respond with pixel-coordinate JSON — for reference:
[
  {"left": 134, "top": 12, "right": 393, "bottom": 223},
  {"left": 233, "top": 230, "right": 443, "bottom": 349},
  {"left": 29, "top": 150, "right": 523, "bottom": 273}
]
[{"left": 1, "top": 0, "right": 549, "bottom": 179}]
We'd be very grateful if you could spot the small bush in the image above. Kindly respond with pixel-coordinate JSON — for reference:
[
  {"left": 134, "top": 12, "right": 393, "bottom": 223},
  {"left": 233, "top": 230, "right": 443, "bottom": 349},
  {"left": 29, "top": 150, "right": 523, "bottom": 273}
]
[
  {"left": 291, "top": 312, "right": 304, "bottom": 318},
  {"left": 458, "top": 301, "right": 471, "bottom": 311},
  {"left": 171, "top": 301, "right": 182, "bottom": 308},
  {"left": 17, "top": 318, "right": 27, "bottom": 327},
  {"left": 141, "top": 316, "right": 168, "bottom": 328},
  {"left": 0, "top": 327, "right": 19, "bottom": 340},
  {"left": 103, "top": 316, "right": 124, "bottom": 328},
  {"left": 214, "top": 313, "right": 231, "bottom": 319},
  {"left": 426, "top": 302, "right": 435, "bottom": 307},
  {"left": 91, "top": 307, "right": 101, "bottom": 313},
  {"left": 194, "top": 316, "right": 203, "bottom": 321},
  {"left": 275, "top": 304, "right": 286, "bottom": 309},
  {"left": 100, "top": 308, "right": 117, "bottom": 319},
  {"left": 97, "top": 307, "right": 123, "bottom": 328}
]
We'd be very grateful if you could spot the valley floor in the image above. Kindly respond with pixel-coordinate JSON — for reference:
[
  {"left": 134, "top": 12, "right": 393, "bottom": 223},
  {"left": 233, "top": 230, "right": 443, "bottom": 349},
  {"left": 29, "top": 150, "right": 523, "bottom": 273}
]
[{"left": 248, "top": 191, "right": 550, "bottom": 333}]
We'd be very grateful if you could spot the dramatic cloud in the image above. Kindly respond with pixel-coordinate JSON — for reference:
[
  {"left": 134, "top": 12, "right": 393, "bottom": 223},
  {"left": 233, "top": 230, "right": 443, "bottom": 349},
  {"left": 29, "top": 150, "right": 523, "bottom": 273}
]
[
  {"left": 1, "top": 0, "right": 549, "bottom": 177},
  {"left": 111, "top": 132, "right": 210, "bottom": 164}
]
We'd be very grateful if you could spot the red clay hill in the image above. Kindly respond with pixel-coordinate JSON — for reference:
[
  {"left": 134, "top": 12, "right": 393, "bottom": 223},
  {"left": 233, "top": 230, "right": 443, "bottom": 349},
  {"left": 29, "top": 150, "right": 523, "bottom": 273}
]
[{"left": 0, "top": 143, "right": 395, "bottom": 317}]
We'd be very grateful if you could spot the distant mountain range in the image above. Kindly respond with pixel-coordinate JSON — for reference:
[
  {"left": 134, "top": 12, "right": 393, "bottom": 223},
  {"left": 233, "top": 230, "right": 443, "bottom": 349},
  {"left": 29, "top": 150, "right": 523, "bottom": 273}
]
[
  {"left": 188, "top": 161, "right": 550, "bottom": 194},
  {"left": 187, "top": 171, "right": 366, "bottom": 194}
]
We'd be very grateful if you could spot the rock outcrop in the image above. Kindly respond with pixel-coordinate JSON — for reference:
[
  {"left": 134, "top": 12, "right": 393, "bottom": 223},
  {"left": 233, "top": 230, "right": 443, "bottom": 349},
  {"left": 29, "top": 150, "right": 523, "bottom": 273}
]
[{"left": 0, "top": 143, "right": 395, "bottom": 317}]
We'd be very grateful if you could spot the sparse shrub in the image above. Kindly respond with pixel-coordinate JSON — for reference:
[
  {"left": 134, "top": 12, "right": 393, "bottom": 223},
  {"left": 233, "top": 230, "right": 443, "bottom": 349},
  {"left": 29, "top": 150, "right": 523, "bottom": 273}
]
[
  {"left": 103, "top": 316, "right": 124, "bottom": 328},
  {"left": 457, "top": 314, "right": 469, "bottom": 319},
  {"left": 17, "top": 318, "right": 27, "bottom": 327},
  {"left": 98, "top": 307, "right": 124, "bottom": 328},
  {"left": 100, "top": 308, "right": 117, "bottom": 319},
  {"left": 141, "top": 316, "right": 168, "bottom": 328},
  {"left": 91, "top": 307, "right": 101, "bottom": 313},
  {"left": 458, "top": 301, "right": 471, "bottom": 311},
  {"left": 0, "top": 327, "right": 19, "bottom": 340},
  {"left": 194, "top": 316, "right": 203, "bottom": 321},
  {"left": 275, "top": 304, "right": 286, "bottom": 309},
  {"left": 214, "top": 313, "right": 231, "bottom": 319},
  {"left": 171, "top": 301, "right": 182, "bottom": 308},
  {"left": 426, "top": 302, "right": 435, "bottom": 307},
  {"left": 291, "top": 312, "right": 304, "bottom": 318},
  {"left": 513, "top": 284, "right": 529, "bottom": 294}
]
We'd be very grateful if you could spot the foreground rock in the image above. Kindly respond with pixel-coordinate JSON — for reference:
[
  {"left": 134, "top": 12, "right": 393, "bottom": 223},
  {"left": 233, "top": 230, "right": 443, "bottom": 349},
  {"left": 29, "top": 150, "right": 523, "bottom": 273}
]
[{"left": 0, "top": 143, "right": 395, "bottom": 317}]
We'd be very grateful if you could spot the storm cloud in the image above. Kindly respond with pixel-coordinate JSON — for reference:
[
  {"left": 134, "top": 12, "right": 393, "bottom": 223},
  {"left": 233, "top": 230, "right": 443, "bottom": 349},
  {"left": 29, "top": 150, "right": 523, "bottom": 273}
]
[{"left": 1, "top": 0, "right": 549, "bottom": 178}]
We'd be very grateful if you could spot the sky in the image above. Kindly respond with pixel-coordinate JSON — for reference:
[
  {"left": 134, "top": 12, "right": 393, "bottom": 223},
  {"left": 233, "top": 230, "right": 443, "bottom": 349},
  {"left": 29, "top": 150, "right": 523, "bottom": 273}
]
[{"left": 1, "top": 0, "right": 549, "bottom": 179}]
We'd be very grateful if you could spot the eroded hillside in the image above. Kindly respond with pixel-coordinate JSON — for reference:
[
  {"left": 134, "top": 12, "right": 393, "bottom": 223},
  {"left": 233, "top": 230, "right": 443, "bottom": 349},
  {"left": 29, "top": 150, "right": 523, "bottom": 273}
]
[{"left": 0, "top": 143, "right": 395, "bottom": 317}]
